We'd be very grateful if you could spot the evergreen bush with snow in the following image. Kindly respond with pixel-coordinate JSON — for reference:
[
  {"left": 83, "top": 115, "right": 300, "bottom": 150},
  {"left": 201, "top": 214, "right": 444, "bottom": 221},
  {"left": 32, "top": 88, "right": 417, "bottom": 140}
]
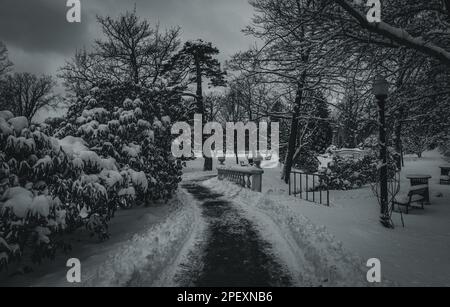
[
  {"left": 292, "top": 149, "right": 320, "bottom": 173},
  {"left": 320, "top": 152, "right": 398, "bottom": 191},
  {"left": 1, "top": 112, "right": 75, "bottom": 269},
  {"left": 0, "top": 89, "right": 183, "bottom": 270},
  {"left": 56, "top": 91, "right": 183, "bottom": 206},
  {"left": 320, "top": 155, "right": 379, "bottom": 190}
]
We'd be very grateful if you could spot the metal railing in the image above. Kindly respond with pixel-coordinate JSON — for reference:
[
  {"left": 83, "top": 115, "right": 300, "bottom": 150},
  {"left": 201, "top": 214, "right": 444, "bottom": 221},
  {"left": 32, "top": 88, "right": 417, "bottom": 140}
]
[
  {"left": 289, "top": 171, "right": 330, "bottom": 206},
  {"left": 217, "top": 166, "right": 264, "bottom": 192}
]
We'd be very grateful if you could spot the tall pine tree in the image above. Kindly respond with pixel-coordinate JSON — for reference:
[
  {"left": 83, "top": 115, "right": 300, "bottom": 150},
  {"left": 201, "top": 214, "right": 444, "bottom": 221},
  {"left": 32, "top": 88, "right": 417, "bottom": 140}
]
[{"left": 169, "top": 40, "right": 226, "bottom": 171}]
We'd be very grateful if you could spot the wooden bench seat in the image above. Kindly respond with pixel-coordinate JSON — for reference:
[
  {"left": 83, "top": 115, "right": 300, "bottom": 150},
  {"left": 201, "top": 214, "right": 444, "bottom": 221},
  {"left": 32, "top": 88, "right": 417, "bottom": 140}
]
[{"left": 394, "top": 186, "right": 428, "bottom": 214}]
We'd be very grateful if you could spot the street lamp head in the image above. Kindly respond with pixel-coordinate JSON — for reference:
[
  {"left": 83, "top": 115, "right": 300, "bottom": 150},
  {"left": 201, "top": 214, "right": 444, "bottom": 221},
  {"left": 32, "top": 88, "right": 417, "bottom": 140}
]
[{"left": 373, "top": 75, "right": 389, "bottom": 99}]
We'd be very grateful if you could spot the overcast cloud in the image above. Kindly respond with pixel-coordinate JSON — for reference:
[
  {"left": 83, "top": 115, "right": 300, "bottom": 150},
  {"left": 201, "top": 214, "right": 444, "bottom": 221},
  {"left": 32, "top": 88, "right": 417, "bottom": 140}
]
[{"left": 0, "top": 0, "right": 254, "bottom": 80}]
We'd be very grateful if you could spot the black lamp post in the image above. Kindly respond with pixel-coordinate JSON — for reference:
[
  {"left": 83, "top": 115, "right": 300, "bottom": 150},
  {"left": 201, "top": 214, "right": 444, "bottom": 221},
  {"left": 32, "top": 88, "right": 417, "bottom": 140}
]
[{"left": 373, "top": 75, "right": 391, "bottom": 228}]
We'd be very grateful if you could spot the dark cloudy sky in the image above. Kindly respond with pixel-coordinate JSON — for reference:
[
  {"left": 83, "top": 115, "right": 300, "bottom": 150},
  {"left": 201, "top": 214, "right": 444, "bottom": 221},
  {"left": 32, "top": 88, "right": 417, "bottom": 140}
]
[{"left": 0, "top": 0, "right": 255, "bottom": 82}]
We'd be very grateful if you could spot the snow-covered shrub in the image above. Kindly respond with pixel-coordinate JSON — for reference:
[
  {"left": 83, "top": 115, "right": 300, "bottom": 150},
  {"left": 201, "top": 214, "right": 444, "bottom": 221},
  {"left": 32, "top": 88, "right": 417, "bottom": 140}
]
[
  {"left": 292, "top": 149, "right": 320, "bottom": 173},
  {"left": 56, "top": 91, "right": 182, "bottom": 207},
  {"left": 320, "top": 151, "right": 398, "bottom": 190},
  {"left": 0, "top": 84, "right": 184, "bottom": 270},
  {"left": 319, "top": 155, "right": 377, "bottom": 190},
  {"left": 1, "top": 110, "right": 132, "bottom": 270},
  {"left": 0, "top": 113, "right": 77, "bottom": 269}
]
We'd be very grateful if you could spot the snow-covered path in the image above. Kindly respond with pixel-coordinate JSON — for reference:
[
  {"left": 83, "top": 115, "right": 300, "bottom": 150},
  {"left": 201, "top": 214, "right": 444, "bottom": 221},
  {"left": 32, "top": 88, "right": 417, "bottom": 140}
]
[
  {"left": 174, "top": 179, "right": 293, "bottom": 287},
  {"left": 201, "top": 177, "right": 370, "bottom": 286}
]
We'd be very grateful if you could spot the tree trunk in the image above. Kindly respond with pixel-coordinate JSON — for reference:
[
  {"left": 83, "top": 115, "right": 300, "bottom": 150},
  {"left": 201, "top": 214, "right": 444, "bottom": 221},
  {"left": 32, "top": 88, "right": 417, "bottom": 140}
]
[
  {"left": 131, "top": 51, "right": 139, "bottom": 84},
  {"left": 282, "top": 75, "right": 306, "bottom": 184},
  {"left": 395, "top": 120, "right": 403, "bottom": 169},
  {"left": 194, "top": 56, "right": 213, "bottom": 171},
  {"left": 195, "top": 58, "right": 203, "bottom": 117},
  {"left": 235, "top": 132, "right": 239, "bottom": 165},
  {"left": 394, "top": 59, "right": 407, "bottom": 170},
  {"left": 378, "top": 98, "right": 390, "bottom": 228},
  {"left": 394, "top": 107, "right": 404, "bottom": 170}
]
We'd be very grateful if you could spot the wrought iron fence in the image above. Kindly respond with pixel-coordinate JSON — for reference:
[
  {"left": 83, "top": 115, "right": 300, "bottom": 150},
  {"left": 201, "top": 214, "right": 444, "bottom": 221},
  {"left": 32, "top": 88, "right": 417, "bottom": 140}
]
[{"left": 288, "top": 171, "right": 330, "bottom": 206}]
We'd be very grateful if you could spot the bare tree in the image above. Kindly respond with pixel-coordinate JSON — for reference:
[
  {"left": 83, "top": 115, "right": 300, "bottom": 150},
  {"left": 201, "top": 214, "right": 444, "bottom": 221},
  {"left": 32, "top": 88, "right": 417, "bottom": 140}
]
[
  {"left": 230, "top": 0, "right": 338, "bottom": 182},
  {"left": 0, "top": 73, "right": 58, "bottom": 120},
  {"left": 403, "top": 124, "right": 440, "bottom": 158},
  {"left": 59, "top": 49, "right": 110, "bottom": 96},
  {"left": 229, "top": 0, "right": 450, "bottom": 182},
  {"left": 222, "top": 73, "right": 280, "bottom": 122},
  {"left": 60, "top": 10, "right": 181, "bottom": 93}
]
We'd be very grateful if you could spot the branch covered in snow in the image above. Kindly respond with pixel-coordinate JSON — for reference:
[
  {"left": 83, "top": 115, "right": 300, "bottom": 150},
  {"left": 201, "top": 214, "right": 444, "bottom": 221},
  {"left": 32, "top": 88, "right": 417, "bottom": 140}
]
[{"left": 334, "top": 0, "right": 450, "bottom": 67}]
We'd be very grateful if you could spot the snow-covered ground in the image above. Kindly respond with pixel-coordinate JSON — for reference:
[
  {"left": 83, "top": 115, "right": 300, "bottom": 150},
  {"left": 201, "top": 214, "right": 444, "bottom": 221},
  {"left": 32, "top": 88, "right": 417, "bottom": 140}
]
[
  {"left": 203, "top": 150, "right": 450, "bottom": 286},
  {"left": 0, "top": 189, "right": 203, "bottom": 287},
  {"left": 2, "top": 151, "right": 448, "bottom": 287}
]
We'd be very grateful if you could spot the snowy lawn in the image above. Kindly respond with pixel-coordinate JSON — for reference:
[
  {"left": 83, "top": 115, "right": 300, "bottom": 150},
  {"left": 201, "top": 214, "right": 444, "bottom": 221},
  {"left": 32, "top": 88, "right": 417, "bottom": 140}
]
[
  {"left": 0, "top": 189, "right": 201, "bottom": 287},
  {"left": 298, "top": 150, "right": 450, "bottom": 286},
  {"left": 202, "top": 150, "right": 450, "bottom": 286}
]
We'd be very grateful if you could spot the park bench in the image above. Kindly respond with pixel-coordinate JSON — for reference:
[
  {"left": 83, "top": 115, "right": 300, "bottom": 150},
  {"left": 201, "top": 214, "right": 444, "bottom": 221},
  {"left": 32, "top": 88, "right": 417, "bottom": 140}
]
[
  {"left": 440, "top": 165, "right": 450, "bottom": 185},
  {"left": 394, "top": 184, "right": 429, "bottom": 214}
]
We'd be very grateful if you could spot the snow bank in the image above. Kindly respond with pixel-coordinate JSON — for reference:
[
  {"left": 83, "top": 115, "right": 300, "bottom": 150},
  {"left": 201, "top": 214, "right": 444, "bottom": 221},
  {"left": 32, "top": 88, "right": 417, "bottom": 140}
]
[
  {"left": 82, "top": 189, "right": 204, "bottom": 287},
  {"left": 203, "top": 178, "right": 369, "bottom": 286}
]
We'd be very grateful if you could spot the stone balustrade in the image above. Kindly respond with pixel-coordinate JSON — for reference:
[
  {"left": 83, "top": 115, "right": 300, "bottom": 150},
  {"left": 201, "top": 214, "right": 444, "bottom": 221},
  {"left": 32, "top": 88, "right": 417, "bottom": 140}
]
[{"left": 217, "top": 166, "right": 264, "bottom": 192}]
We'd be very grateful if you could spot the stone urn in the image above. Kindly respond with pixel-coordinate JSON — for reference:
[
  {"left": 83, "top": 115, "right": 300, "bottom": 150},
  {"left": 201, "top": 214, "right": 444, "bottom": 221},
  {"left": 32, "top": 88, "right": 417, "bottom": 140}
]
[
  {"left": 254, "top": 154, "right": 263, "bottom": 168},
  {"left": 218, "top": 156, "right": 226, "bottom": 165}
]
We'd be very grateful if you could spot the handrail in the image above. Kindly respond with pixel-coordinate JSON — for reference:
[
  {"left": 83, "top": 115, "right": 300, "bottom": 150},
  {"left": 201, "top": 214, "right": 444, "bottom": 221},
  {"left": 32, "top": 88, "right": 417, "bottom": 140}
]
[{"left": 217, "top": 166, "right": 264, "bottom": 192}]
